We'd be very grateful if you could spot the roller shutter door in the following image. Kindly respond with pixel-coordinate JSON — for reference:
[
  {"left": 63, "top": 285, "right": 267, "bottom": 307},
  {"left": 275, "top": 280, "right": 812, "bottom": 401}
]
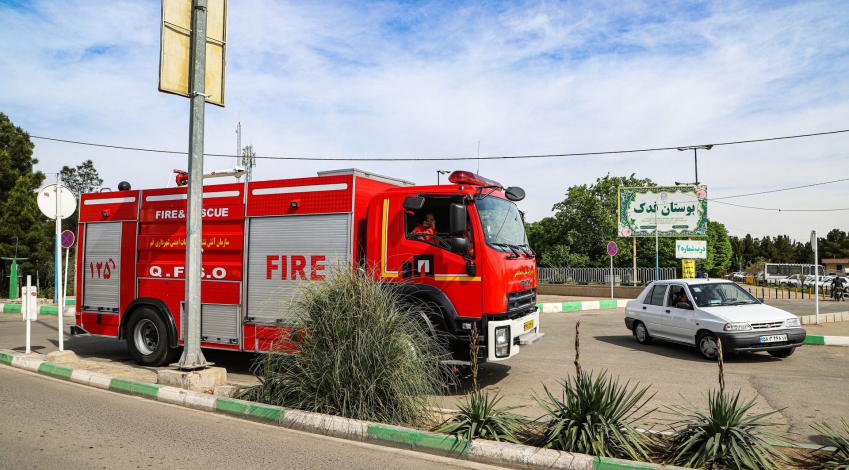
[
  {"left": 247, "top": 214, "right": 350, "bottom": 324},
  {"left": 82, "top": 222, "right": 122, "bottom": 312}
]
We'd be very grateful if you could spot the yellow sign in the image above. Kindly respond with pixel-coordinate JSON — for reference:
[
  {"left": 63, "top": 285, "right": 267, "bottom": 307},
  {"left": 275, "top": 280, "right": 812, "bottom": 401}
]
[
  {"left": 682, "top": 259, "right": 696, "bottom": 278},
  {"left": 159, "top": 0, "right": 228, "bottom": 106}
]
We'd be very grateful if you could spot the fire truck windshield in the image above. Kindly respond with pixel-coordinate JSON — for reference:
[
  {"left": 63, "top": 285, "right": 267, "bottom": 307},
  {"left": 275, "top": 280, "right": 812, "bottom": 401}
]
[{"left": 476, "top": 197, "right": 528, "bottom": 252}]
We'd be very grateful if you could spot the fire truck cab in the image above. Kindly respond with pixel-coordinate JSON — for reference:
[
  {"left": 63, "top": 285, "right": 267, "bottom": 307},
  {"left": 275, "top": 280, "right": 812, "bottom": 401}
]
[{"left": 74, "top": 169, "right": 542, "bottom": 366}]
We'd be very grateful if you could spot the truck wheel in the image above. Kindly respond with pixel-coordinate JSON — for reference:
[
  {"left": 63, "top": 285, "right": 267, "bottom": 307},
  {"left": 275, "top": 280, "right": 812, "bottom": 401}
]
[
  {"left": 697, "top": 332, "right": 719, "bottom": 360},
  {"left": 634, "top": 322, "right": 652, "bottom": 345},
  {"left": 127, "top": 307, "right": 178, "bottom": 366},
  {"left": 768, "top": 348, "right": 795, "bottom": 358}
]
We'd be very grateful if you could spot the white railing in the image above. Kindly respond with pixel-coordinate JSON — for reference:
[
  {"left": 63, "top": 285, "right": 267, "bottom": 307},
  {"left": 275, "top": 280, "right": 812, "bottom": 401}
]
[{"left": 538, "top": 267, "right": 677, "bottom": 285}]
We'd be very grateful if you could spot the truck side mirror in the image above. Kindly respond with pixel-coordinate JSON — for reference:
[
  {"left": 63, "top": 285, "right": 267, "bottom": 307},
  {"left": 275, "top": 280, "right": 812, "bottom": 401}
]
[
  {"left": 449, "top": 237, "right": 469, "bottom": 255},
  {"left": 402, "top": 196, "right": 425, "bottom": 211},
  {"left": 504, "top": 186, "right": 525, "bottom": 202},
  {"left": 449, "top": 203, "right": 466, "bottom": 236}
]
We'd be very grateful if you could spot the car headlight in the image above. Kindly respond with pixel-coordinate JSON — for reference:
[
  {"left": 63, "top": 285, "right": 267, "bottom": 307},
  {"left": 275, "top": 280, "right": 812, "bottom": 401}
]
[
  {"left": 724, "top": 322, "right": 752, "bottom": 331},
  {"left": 784, "top": 318, "right": 800, "bottom": 328},
  {"left": 494, "top": 326, "right": 510, "bottom": 358}
]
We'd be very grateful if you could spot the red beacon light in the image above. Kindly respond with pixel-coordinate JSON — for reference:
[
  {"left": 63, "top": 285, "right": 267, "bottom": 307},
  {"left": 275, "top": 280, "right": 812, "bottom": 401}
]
[{"left": 447, "top": 171, "right": 502, "bottom": 188}]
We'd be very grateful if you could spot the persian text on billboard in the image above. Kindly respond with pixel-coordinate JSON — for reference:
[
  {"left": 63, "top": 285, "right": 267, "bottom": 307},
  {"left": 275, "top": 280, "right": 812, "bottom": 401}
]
[{"left": 617, "top": 186, "right": 708, "bottom": 237}]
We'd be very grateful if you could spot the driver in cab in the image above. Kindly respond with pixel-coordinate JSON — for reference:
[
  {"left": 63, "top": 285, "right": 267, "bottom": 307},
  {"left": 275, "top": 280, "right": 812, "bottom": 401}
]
[{"left": 412, "top": 213, "right": 439, "bottom": 245}]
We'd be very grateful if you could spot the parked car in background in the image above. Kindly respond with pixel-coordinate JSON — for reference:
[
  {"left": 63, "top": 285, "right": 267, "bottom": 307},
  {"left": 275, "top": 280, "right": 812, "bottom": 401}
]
[
  {"left": 755, "top": 272, "right": 765, "bottom": 284},
  {"left": 733, "top": 272, "right": 748, "bottom": 282},
  {"left": 624, "top": 279, "right": 805, "bottom": 360},
  {"left": 779, "top": 274, "right": 802, "bottom": 287}
]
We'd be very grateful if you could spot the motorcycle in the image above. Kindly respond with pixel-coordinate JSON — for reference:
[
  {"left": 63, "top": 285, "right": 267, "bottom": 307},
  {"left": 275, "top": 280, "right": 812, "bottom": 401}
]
[{"left": 834, "top": 283, "right": 846, "bottom": 301}]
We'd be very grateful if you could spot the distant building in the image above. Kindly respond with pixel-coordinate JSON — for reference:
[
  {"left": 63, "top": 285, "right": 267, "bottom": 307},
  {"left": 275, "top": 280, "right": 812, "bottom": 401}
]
[{"left": 822, "top": 258, "right": 849, "bottom": 275}]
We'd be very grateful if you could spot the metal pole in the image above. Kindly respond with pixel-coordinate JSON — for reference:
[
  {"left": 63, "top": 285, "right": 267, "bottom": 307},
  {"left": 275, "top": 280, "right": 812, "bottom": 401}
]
[
  {"left": 814, "top": 234, "right": 819, "bottom": 325},
  {"left": 610, "top": 254, "right": 614, "bottom": 299},
  {"left": 25, "top": 275, "right": 31, "bottom": 354},
  {"left": 694, "top": 148, "right": 699, "bottom": 185},
  {"left": 632, "top": 237, "right": 637, "bottom": 285},
  {"left": 654, "top": 203, "right": 659, "bottom": 281},
  {"left": 177, "top": 0, "right": 209, "bottom": 369},
  {"left": 60, "top": 246, "right": 69, "bottom": 351}
]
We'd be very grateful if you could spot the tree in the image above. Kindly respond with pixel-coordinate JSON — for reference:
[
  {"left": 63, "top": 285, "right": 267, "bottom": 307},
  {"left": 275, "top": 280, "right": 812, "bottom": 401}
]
[
  {"left": 0, "top": 113, "right": 52, "bottom": 297},
  {"left": 695, "top": 221, "right": 732, "bottom": 277}
]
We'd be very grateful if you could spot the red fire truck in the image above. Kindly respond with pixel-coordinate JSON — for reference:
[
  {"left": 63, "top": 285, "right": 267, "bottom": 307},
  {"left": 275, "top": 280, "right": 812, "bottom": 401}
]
[{"left": 73, "top": 169, "right": 543, "bottom": 366}]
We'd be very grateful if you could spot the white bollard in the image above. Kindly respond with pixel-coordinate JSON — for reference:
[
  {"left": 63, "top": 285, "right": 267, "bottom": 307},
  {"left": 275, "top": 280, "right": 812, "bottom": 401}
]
[{"left": 24, "top": 275, "right": 32, "bottom": 354}]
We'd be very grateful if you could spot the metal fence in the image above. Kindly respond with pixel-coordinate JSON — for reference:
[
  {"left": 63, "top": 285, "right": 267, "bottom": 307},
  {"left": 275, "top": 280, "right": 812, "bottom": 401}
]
[{"left": 538, "top": 267, "right": 678, "bottom": 285}]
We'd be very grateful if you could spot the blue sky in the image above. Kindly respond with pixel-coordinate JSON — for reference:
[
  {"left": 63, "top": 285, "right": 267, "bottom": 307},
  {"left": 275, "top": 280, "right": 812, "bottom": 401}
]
[{"left": 1, "top": 0, "right": 848, "bottom": 241}]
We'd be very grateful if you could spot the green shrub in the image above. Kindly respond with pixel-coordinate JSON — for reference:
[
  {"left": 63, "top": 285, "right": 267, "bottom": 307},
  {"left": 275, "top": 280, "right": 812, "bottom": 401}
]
[
  {"left": 663, "top": 389, "right": 789, "bottom": 470},
  {"left": 533, "top": 370, "right": 654, "bottom": 460},
  {"left": 242, "top": 266, "right": 453, "bottom": 426},
  {"left": 436, "top": 390, "right": 525, "bottom": 443},
  {"left": 812, "top": 420, "right": 849, "bottom": 470}
]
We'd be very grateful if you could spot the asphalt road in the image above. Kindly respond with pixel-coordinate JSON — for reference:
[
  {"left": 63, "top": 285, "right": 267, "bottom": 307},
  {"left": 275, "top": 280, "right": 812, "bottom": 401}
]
[
  {"left": 2, "top": 302, "right": 848, "bottom": 446},
  {"left": 440, "top": 308, "right": 849, "bottom": 445},
  {"left": 0, "top": 365, "right": 507, "bottom": 470}
]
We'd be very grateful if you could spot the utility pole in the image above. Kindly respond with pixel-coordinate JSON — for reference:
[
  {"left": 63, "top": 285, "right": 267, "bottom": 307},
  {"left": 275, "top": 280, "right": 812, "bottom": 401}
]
[{"left": 178, "top": 0, "right": 210, "bottom": 369}]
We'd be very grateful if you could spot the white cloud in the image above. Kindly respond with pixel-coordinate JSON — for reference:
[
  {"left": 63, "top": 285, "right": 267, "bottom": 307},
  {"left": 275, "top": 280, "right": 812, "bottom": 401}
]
[{"left": 1, "top": 0, "right": 848, "bottom": 243}]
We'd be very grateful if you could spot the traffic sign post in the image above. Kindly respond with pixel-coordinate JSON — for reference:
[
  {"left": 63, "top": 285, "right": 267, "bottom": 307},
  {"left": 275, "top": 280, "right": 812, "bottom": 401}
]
[
  {"left": 607, "top": 242, "right": 618, "bottom": 300},
  {"left": 36, "top": 181, "right": 76, "bottom": 352}
]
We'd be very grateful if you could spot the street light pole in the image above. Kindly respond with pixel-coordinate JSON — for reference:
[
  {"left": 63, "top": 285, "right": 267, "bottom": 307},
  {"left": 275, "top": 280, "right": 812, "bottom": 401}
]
[
  {"left": 676, "top": 145, "right": 712, "bottom": 186},
  {"left": 437, "top": 170, "right": 450, "bottom": 184}
]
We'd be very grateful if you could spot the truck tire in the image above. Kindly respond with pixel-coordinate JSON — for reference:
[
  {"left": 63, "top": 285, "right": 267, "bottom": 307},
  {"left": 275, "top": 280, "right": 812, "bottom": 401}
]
[{"left": 127, "top": 307, "right": 180, "bottom": 366}]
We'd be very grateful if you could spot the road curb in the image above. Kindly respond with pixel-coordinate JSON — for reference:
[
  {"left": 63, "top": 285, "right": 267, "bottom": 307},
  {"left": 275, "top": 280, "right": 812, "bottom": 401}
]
[
  {"left": 0, "top": 303, "right": 71, "bottom": 316},
  {"left": 803, "top": 335, "right": 849, "bottom": 347},
  {"left": 0, "top": 349, "right": 690, "bottom": 470},
  {"left": 536, "top": 299, "right": 629, "bottom": 314}
]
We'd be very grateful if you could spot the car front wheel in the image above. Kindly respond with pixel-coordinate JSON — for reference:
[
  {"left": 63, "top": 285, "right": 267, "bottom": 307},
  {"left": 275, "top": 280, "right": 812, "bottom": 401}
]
[
  {"left": 634, "top": 322, "right": 652, "bottom": 345},
  {"left": 697, "top": 332, "right": 719, "bottom": 360}
]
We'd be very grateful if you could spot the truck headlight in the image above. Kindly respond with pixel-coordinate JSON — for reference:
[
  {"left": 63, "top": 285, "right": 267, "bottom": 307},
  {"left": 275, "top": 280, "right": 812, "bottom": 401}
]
[
  {"left": 495, "top": 326, "right": 510, "bottom": 358},
  {"left": 784, "top": 318, "right": 800, "bottom": 328},
  {"left": 724, "top": 322, "right": 752, "bottom": 331}
]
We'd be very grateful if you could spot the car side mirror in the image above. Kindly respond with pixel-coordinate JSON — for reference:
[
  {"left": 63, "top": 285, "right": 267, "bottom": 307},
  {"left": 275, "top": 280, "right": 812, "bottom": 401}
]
[
  {"left": 449, "top": 203, "right": 466, "bottom": 236},
  {"left": 402, "top": 196, "right": 425, "bottom": 211},
  {"left": 757, "top": 297, "right": 765, "bottom": 303}
]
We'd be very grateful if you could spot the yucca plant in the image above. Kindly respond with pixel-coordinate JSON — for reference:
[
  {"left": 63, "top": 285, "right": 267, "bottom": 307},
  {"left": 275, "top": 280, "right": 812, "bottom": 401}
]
[
  {"left": 812, "top": 420, "right": 849, "bottom": 470},
  {"left": 533, "top": 370, "right": 654, "bottom": 460},
  {"left": 242, "top": 266, "right": 453, "bottom": 426},
  {"left": 663, "top": 390, "right": 790, "bottom": 470},
  {"left": 436, "top": 390, "right": 525, "bottom": 443}
]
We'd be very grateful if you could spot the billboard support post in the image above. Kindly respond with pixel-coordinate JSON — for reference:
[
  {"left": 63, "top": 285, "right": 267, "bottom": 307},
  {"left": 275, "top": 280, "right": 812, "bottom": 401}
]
[{"left": 177, "top": 0, "right": 210, "bottom": 370}]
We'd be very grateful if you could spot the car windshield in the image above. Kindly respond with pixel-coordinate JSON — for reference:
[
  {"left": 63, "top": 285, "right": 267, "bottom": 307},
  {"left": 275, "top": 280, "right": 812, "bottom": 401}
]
[
  {"left": 475, "top": 196, "right": 528, "bottom": 251},
  {"left": 688, "top": 282, "right": 760, "bottom": 307}
]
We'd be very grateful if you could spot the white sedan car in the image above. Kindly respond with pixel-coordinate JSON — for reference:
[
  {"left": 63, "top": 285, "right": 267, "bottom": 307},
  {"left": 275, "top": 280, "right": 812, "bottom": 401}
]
[{"left": 625, "top": 279, "right": 806, "bottom": 360}]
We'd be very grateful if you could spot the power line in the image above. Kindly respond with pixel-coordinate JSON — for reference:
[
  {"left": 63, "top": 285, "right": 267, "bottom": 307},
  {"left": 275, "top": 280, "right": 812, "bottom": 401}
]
[
  {"left": 29, "top": 128, "right": 849, "bottom": 162},
  {"left": 713, "top": 177, "right": 849, "bottom": 200},
  {"left": 712, "top": 200, "right": 849, "bottom": 212}
]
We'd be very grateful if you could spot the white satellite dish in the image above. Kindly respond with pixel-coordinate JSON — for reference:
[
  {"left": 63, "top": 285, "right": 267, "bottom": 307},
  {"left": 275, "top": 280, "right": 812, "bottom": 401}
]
[{"left": 37, "top": 184, "right": 77, "bottom": 220}]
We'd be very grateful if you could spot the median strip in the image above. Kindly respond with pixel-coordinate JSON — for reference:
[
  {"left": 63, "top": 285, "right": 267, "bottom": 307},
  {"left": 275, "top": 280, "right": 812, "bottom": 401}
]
[{"left": 537, "top": 299, "right": 629, "bottom": 313}]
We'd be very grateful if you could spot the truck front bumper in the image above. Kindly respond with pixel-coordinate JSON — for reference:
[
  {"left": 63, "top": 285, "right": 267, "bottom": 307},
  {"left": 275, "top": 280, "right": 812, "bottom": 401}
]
[
  {"left": 486, "top": 309, "right": 544, "bottom": 362},
  {"left": 715, "top": 328, "right": 806, "bottom": 353}
]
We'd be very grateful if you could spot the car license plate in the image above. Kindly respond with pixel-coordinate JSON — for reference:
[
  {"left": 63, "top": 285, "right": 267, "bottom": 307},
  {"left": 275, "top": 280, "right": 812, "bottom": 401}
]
[
  {"left": 759, "top": 334, "right": 788, "bottom": 343},
  {"left": 524, "top": 320, "right": 534, "bottom": 331}
]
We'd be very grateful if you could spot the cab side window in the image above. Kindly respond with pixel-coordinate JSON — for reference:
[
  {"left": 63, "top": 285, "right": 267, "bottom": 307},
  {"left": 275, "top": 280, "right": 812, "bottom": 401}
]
[
  {"left": 649, "top": 285, "right": 667, "bottom": 306},
  {"left": 642, "top": 286, "right": 656, "bottom": 304}
]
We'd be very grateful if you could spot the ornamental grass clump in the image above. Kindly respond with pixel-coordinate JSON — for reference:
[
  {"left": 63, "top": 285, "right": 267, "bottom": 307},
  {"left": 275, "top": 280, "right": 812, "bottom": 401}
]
[
  {"left": 437, "top": 323, "right": 526, "bottom": 443},
  {"left": 662, "top": 390, "right": 791, "bottom": 470},
  {"left": 242, "top": 266, "right": 453, "bottom": 426},
  {"left": 811, "top": 420, "right": 849, "bottom": 470},
  {"left": 533, "top": 370, "right": 654, "bottom": 460}
]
